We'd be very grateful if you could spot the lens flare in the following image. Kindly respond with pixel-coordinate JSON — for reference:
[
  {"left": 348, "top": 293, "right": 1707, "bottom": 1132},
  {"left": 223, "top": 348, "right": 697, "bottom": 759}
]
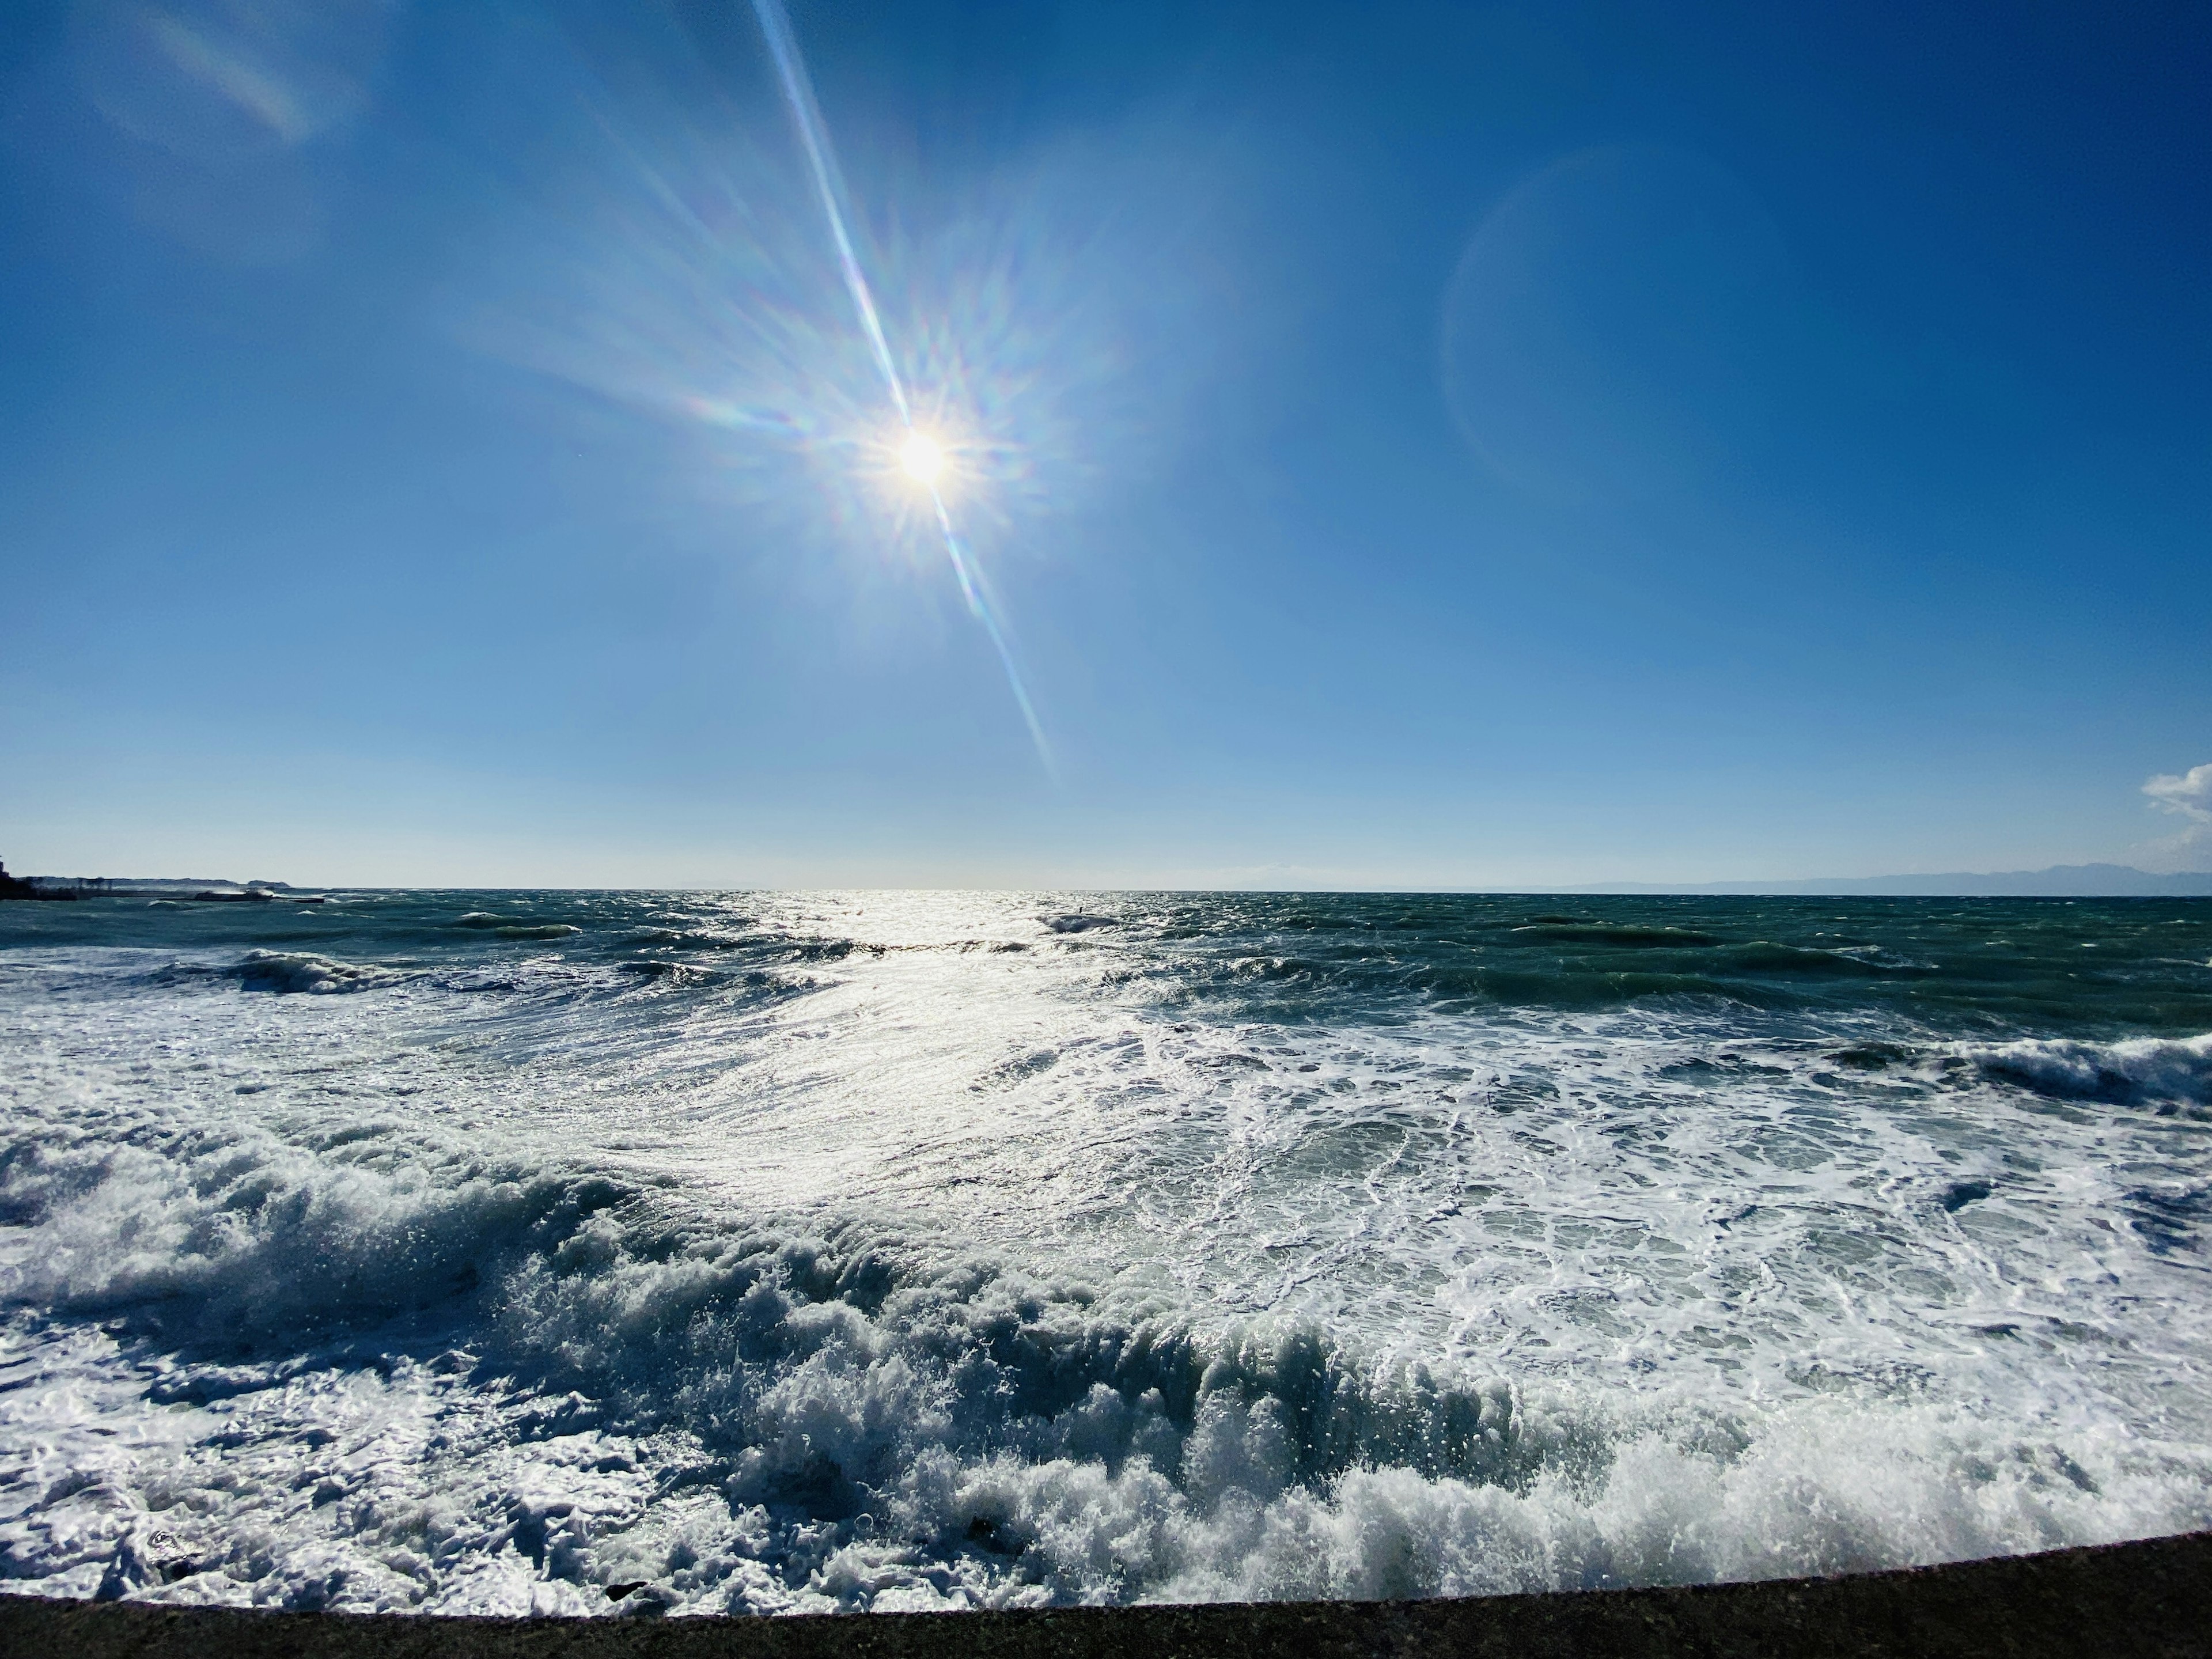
[{"left": 752, "top": 0, "right": 1051, "bottom": 772}]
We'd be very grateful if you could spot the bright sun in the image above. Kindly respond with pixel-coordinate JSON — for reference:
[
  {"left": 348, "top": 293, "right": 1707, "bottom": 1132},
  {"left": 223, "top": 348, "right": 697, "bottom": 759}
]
[{"left": 899, "top": 431, "right": 944, "bottom": 485}]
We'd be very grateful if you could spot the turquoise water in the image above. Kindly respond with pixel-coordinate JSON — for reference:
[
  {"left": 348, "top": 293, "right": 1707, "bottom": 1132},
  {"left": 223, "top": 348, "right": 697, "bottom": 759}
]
[{"left": 2, "top": 891, "right": 2209, "bottom": 1612}]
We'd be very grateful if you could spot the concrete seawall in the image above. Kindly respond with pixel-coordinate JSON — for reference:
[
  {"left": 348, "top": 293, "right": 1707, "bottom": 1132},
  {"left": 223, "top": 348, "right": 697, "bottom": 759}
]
[{"left": 4, "top": 1532, "right": 2207, "bottom": 1658}]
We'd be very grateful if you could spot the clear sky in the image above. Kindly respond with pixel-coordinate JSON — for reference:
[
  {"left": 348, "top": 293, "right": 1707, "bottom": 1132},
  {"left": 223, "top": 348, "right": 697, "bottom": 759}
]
[{"left": 2, "top": 1, "right": 2207, "bottom": 889}]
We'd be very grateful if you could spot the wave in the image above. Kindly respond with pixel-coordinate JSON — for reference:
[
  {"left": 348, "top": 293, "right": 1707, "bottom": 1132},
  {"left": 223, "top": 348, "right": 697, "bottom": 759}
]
[
  {"left": 232, "top": 951, "right": 399, "bottom": 995},
  {"left": 7, "top": 893, "right": 2212, "bottom": 1613},
  {"left": 612, "top": 930, "right": 880, "bottom": 964},
  {"left": 617, "top": 961, "right": 816, "bottom": 997},
  {"left": 454, "top": 914, "right": 582, "bottom": 940},
  {"left": 1509, "top": 924, "right": 1720, "bottom": 946},
  {"left": 1969, "top": 1033, "right": 2212, "bottom": 1105},
  {"left": 0, "top": 1119, "right": 624, "bottom": 1340},
  {"left": 2, "top": 1115, "right": 2207, "bottom": 1613},
  {"left": 142, "top": 952, "right": 401, "bottom": 996}
]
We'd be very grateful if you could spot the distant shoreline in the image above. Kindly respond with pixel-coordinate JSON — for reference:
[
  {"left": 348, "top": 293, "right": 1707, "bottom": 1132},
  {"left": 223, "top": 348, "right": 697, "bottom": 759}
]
[
  {"left": 3, "top": 877, "right": 324, "bottom": 904},
  {"left": 1554, "top": 862, "right": 2212, "bottom": 898},
  {"left": 7, "top": 873, "right": 2211, "bottom": 900}
]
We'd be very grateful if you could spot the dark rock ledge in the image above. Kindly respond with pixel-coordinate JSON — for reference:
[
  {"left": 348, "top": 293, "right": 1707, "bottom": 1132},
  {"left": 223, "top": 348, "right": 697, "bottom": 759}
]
[{"left": 3, "top": 1532, "right": 2207, "bottom": 1659}]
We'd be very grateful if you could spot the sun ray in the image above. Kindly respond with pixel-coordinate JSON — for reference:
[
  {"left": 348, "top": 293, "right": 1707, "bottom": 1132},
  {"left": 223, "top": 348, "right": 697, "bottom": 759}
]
[{"left": 751, "top": 0, "right": 1052, "bottom": 772}]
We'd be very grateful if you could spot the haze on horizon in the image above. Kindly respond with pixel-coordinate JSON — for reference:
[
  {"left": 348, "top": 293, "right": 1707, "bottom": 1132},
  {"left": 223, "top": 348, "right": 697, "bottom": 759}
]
[{"left": 2, "top": 1, "right": 2207, "bottom": 892}]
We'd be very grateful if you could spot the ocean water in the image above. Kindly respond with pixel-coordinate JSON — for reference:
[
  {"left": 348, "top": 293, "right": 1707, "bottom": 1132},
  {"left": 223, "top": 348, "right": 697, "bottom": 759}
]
[{"left": 2, "top": 890, "right": 2209, "bottom": 1616}]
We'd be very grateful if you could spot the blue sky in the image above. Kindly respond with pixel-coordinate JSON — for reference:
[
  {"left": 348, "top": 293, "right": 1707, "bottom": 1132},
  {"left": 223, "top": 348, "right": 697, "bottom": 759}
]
[{"left": 2, "top": 0, "right": 2207, "bottom": 888}]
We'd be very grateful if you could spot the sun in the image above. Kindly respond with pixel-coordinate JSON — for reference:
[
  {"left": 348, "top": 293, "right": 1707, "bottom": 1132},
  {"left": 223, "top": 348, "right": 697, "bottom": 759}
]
[{"left": 899, "top": 431, "right": 944, "bottom": 486}]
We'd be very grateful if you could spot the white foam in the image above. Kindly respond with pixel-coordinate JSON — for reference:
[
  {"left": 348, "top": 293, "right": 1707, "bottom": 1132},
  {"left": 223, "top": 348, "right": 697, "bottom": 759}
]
[
  {"left": 1968, "top": 1033, "right": 2212, "bottom": 1104},
  {"left": 3, "top": 1236, "right": 2205, "bottom": 1615},
  {"left": 2, "top": 908, "right": 2210, "bottom": 1615},
  {"left": 233, "top": 951, "right": 398, "bottom": 995}
]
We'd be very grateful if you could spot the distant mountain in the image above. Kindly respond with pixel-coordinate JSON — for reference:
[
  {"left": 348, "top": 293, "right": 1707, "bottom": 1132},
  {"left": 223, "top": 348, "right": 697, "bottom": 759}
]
[{"left": 1568, "top": 863, "right": 2212, "bottom": 897}]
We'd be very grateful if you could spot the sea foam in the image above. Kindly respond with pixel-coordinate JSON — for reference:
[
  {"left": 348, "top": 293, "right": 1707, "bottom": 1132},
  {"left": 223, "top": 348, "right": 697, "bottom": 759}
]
[
  {"left": 1968, "top": 1032, "right": 2212, "bottom": 1105},
  {"left": 3, "top": 891, "right": 2211, "bottom": 1615},
  {"left": 3, "top": 1104, "right": 2207, "bottom": 1614}
]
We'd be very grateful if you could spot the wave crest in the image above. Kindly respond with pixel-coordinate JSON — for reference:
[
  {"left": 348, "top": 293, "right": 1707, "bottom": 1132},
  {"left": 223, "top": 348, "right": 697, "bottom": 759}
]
[
  {"left": 233, "top": 951, "right": 396, "bottom": 995},
  {"left": 2, "top": 1118, "right": 2208, "bottom": 1613},
  {"left": 1969, "top": 1033, "right": 2212, "bottom": 1105}
]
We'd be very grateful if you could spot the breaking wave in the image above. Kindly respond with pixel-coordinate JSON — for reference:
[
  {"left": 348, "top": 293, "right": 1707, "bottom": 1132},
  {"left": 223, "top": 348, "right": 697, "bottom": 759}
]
[
  {"left": 5, "top": 889, "right": 2211, "bottom": 1615},
  {"left": 2, "top": 1107, "right": 2208, "bottom": 1613},
  {"left": 1969, "top": 1033, "right": 2212, "bottom": 1105},
  {"left": 233, "top": 951, "right": 400, "bottom": 995}
]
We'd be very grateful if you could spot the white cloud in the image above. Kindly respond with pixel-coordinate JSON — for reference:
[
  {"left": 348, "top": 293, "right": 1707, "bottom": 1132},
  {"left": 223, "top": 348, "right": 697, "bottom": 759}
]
[
  {"left": 2135, "top": 762, "right": 2212, "bottom": 873},
  {"left": 2145, "top": 763, "right": 2212, "bottom": 824}
]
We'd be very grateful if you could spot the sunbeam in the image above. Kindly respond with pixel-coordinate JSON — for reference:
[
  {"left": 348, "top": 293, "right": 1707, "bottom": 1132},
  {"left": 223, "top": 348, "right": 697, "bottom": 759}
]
[{"left": 751, "top": 0, "right": 1052, "bottom": 772}]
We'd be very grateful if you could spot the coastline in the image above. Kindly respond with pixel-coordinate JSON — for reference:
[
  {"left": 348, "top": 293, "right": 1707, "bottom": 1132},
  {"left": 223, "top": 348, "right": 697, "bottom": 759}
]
[{"left": 3, "top": 1532, "right": 2207, "bottom": 1658}]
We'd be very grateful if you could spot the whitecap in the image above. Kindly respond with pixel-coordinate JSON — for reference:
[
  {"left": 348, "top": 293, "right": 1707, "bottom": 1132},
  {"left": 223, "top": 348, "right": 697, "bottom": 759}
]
[
  {"left": 233, "top": 950, "right": 396, "bottom": 995},
  {"left": 1969, "top": 1032, "right": 2212, "bottom": 1105}
]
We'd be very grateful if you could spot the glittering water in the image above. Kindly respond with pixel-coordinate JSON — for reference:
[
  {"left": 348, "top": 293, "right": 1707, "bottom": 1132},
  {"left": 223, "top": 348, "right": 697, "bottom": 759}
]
[{"left": 2, "top": 890, "right": 2209, "bottom": 1614}]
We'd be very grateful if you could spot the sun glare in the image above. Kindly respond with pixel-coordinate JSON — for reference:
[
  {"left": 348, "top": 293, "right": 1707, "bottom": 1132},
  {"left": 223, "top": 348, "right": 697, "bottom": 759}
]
[{"left": 899, "top": 431, "right": 944, "bottom": 486}]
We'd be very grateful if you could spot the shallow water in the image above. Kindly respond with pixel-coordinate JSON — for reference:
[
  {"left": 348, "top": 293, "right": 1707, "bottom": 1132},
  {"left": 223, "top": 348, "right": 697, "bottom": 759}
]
[{"left": 2, "top": 890, "right": 2209, "bottom": 1614}]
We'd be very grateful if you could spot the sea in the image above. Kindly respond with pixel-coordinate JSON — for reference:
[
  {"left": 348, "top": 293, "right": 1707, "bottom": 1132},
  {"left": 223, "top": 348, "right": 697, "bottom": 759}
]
[{"left": 2, "top": 889, "right": 2209, "bottom": 1615}]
